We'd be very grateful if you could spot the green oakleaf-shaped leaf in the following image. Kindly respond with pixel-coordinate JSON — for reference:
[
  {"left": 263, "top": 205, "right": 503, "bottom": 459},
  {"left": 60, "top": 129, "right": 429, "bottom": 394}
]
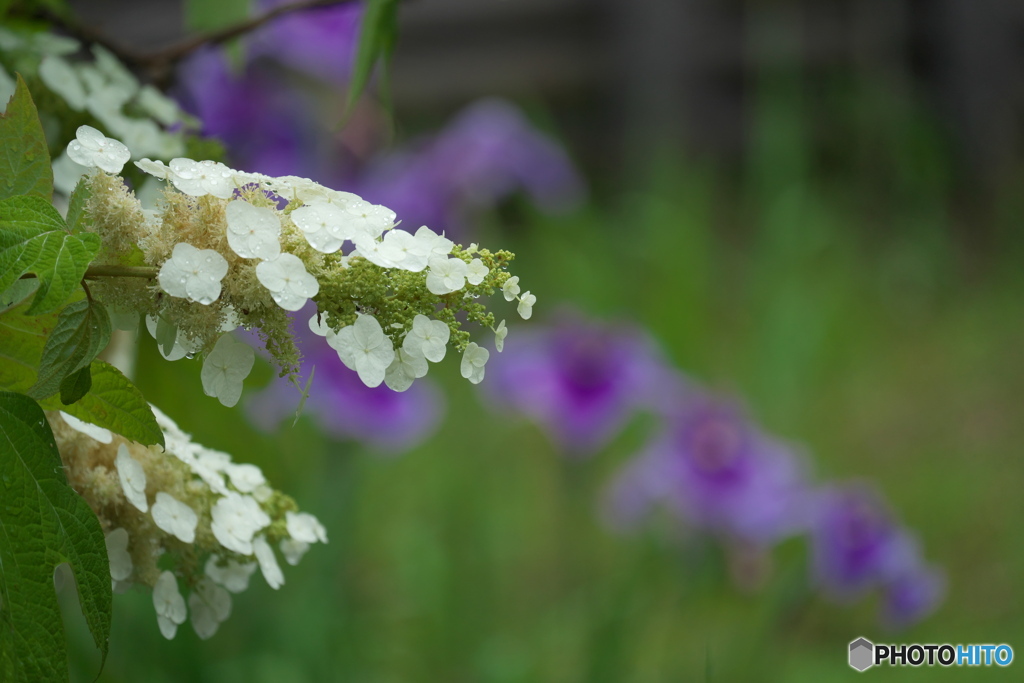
[
  {"left": 0, "top": 279, "right": 39, "bottom": 315},
  {"left": 0, "top": 391, "right": 112, "bottom": 682},
  {"left": 43, "top": 361, "right": 164, "bottom": 448},
  {"left": 0, "top": 301, "right": 164, "bottom": 447},
  {"left": 0, "top": 195, "right": 101, "bottom": 315},
  {"left": 59, "top": 365, "right": 92, "bottom": 405},
  {"left": 0, "top": 74, "right": 53, "bottom": 201},
  {"left": 0, "top": 295, "right": 60, "bottom": 394},
  {"left": 28, "top": 299, "right": 112, "bottom": 402},
  {"left": 64, "top": 177, "right": 92, "bottom": 234}
]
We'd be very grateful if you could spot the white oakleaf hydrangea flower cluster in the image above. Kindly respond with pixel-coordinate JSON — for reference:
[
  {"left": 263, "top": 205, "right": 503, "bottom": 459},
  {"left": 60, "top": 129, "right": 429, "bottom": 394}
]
[
  {"left": 48, "top": 406, "right": 326, "bottom": 641},
  {"left": 75, "top": 131, "right": 536, "bottom": 405}
]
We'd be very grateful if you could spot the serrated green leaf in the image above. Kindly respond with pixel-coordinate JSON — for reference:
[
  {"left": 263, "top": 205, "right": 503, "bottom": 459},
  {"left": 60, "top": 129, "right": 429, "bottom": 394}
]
[
  {"left": 42, "top": 360, "right": 164, "bottom": 447},
  {"left": 0, "top": 195, "right": 100, "bottom": 315},
  {"left": 28, "top": 299, "right": 111, "bottom": 401},
  {"left": 344, "top": 0, "right": 399, "bottom": 118},
  {"left": 0, "top": 301, "right": 163, "bottom": 447},
  {"left": 0, "top": 195, "right": 65, "bottom": 235},
  {"left": 64, "top": 177, "right": 92, "bottom": 233},
  {"left": 0, "top": 391, "right": 112, "bottom": 683},
  {"left": 0, "top": 74, "right": 52, "bottom": 201},
  {"left": 58, "top": 365, "right": 91, "bottom": 404},
  {"left": 0, "top": 279, "right": 39, "bottom": 314},
  {"left": 0, "top": 297, "right": 59, "bottom": 394}
]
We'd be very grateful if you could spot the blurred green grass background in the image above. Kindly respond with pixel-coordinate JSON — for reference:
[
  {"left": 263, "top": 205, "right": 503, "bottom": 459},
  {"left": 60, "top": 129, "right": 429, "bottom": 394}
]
[{"left": 62, "top": 71, "right": 1024, "bottom": 682}]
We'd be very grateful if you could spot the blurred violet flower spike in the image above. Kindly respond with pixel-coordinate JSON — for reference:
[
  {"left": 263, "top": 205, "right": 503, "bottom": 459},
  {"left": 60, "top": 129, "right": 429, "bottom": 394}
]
[
  {"left": 177, "top": 49, "right": 337, "bottom": 181},
  {"left": 809, "top": 484, "right": 943, "bottom": 626},
  {"left": 358, "top": 99, "right": 586, "bottom": 238},
  {"left": 664, "top": 399, "right": 808, "bottom": 543},
  {"left": 485, "top": 314, "right": 684, "bottom": 455},
  {"left": 809, "top": 485, "right": 903, "bottom": 597},
  {"left": 882, "top": 557, "right": 945, "bottom": 629},
  {"left": 608, "top": 397, "right": 808, "bottom": 545},
  {"left": 245, "top": 306, "right": 443, "bottom": 452},
  {"left": 248, "top": 0, "right": 362, "bottom": 84}
]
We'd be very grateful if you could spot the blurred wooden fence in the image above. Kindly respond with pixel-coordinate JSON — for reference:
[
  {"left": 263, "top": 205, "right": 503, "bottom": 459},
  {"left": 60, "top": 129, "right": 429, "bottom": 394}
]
[{"left": 71, "top": 0, "right": 1024, "bottom": 180}]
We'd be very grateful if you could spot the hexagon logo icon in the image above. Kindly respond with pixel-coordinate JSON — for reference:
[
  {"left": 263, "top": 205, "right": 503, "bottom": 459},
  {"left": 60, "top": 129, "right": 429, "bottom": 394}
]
[{"left": 849, "top": 637, "right": 874, "bottom": 672}]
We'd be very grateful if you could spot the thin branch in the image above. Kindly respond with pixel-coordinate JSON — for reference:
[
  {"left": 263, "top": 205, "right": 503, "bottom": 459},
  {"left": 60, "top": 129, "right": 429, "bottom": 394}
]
[
  {"left": 140, "top": 0, "right": 359, "bottom": 67},
  {"left": 83, "top": 265, "right": 159, "bottom": 280},
  {"left": 41, "top": 0, "right": 358, "bottom": 79}
]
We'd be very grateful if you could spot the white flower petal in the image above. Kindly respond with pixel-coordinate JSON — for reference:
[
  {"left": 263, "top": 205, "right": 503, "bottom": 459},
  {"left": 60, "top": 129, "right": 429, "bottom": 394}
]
[
  {"left": 502, "top": 276, "right": 521, "bottom": 302},
  {"left": 255, "top": 253, "right": 320, "bottom": 311},
  {"left": 403, "top": 314, "right": 450, "bottom": 363},
  {"left": 225, "top": 463, "right": 266, "bottom": 493},
  {"left": 517, "top": 291, "right": 536, "bottom": 320},
  {"left": 205, "top": 556, "right": 258, "bottom": 593},
  {"left": 153, "top": 571, "right": 186, "bottom": 639},
  {"left": 495, "top": 320, "right": 508, "bottom": 353},
  {"left": 158, "top": 242, "right": 228, "bottom": 305},
  {"left": 150, "top": 492, "right": 198, "bottom": 543},
  {"left": 460, "top": 342, "right": 489, "bottom": 385},
  {"left": 253, "top": 536, "right": 284, "bottom": 590},
  {"left": 286, "top": 511, "right": 327, "bottom": 544},
  {"left": 384, "top": 348, "right": 428, "bottom": 392},
  {"left": 39, "top": 56, "right": 86, "bottom": 110},
  {"left": 201, "top": 334, "right": 256, "bottom": 407},
  {"left": 426, "top": 255, "right": 468, "bottom": 295},
  {"left": 466, "top": 258, "right": 489, "bottom": 285},
  {"left": 115, "top": 444, "right": 148, "bottom": 512},
  {"left": 226, "top": 200, "right": 281, "bottom": 260},
  {"left": 279, "top": 538, "right": 310, "bottom": 566},
  {"left": 168, "top": 158, "right": 236, "bottom": 198},
  {"left": 104, "top": 528, "right": 132, "bottom": 581},
  {"left": 67, "top": 125, "right": 130, "bottom": 174},
  {"left": 60, "top": 411, "right": 113, "bottom": 443}
]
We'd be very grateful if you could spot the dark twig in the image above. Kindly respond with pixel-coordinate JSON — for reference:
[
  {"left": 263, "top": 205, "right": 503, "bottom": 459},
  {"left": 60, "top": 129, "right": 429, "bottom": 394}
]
[
  {"left": 137, "top": 0, "right": 358, "bottom": 67},
  {"left": 41, "top": 0, "right": 358, "bottom": 83},
  {"left": 83, "top": 265, "right": 159, "bottom": 280}
]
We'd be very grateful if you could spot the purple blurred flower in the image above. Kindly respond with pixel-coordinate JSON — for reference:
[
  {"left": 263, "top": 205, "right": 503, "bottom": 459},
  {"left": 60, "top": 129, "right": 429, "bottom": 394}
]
[
  {"left": 176, "top": 49, "right": 349, "bottom": 182},
  {"left": 357, "top": 99, "right": 585, "bottom": 238},
  {"left": 808, "top": 484, "right": 943, "bottom": 626},
  {"left": 249, "top": 0, "right": 362, "bottom": 84},
  {"left": 179, "top": 58, "right": 583, "bottom": 241},
  {"left": 245, "top": 306, "right": 443, "bottom": 452},
  {"left": 608, "top": 396, "right": 809, "bottom": 544},
  {"left": 809, "top": 485, "right": 905, "bottom": 597},
  {"left": 486, "top": 312, "right": 682, "bottom": 455},
  {"left": 882, "top": 559, "right": 945, "bottom": 628}
]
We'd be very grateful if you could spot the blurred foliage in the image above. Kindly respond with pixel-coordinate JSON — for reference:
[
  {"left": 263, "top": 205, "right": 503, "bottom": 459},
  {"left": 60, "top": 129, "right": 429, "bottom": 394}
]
[
  {"left": 59, "top": 65, "right": 1024, "bottom": 682},
  {"left": 184, "top": 0, "right": 251, "bottom": 33}
]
